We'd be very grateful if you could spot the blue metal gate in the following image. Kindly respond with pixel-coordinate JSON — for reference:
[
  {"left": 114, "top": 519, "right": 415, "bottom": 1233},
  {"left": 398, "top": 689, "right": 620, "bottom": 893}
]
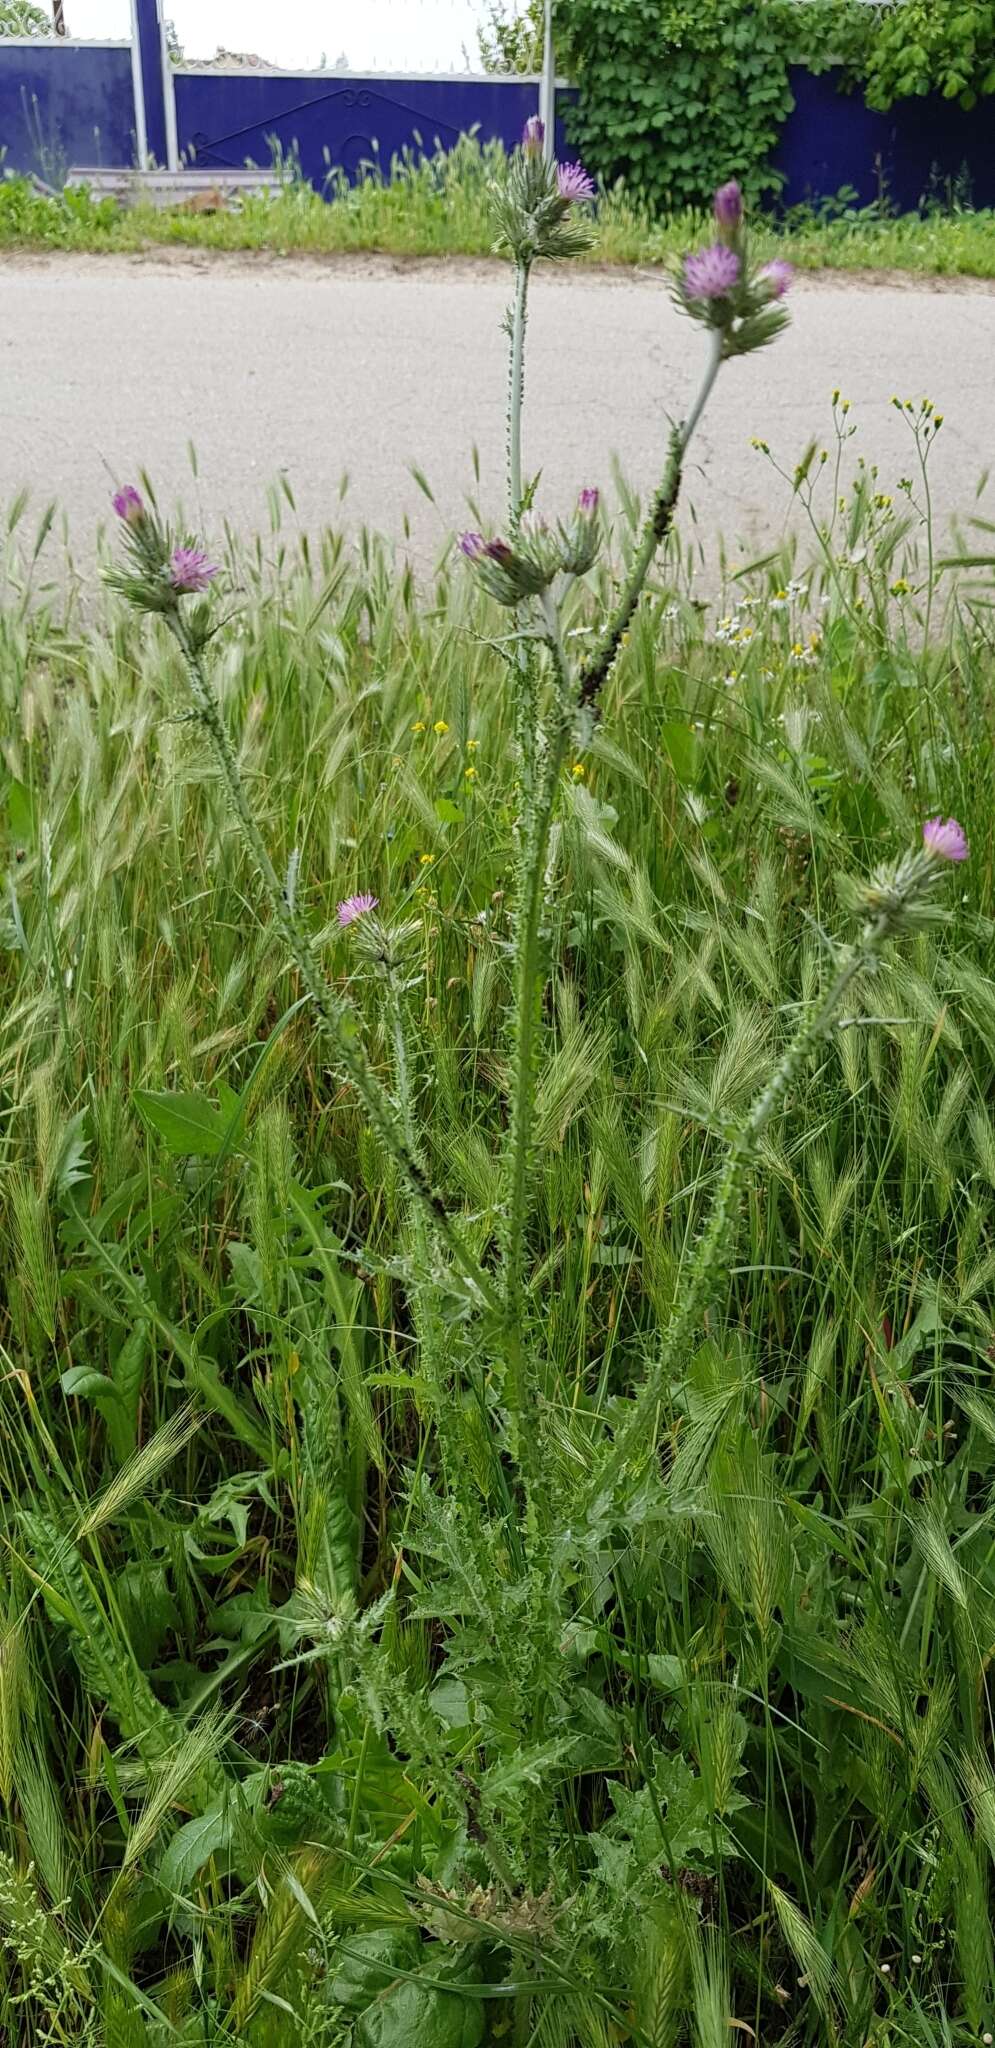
[{"left": 171, "top": 67, "right": 544, "bottom": 188}]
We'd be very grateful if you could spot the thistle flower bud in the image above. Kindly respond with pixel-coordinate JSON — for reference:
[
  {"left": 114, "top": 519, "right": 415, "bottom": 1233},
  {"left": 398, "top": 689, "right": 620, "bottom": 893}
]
[
  {"left": 457, "top": 530, "right": 553, "bottom": 606},
  {"left": 714, "top": 180, "right": 744, "bottom": 241},
  {"left": 521, "top": 114, "right": 545, "bottom": 159},
  {"left": 112, "top": 485, "right": 146, "bottom": 528},
  {"left": 758, "top": 259, "right": 793, "bottom": 301},
  {"left": 559, "top": 487, "right": 602, "bottom": 575}
]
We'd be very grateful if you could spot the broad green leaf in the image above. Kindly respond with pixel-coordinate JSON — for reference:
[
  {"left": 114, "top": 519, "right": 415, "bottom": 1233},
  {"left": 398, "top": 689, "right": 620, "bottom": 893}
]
[
  {"left": 159, "top": 1802, "right": 234, "bottom": 1894},
  {"left": 134, "top": 1089, "right": 236, "bottom": 1158},
  {"left": 660, "top": 720, "right": 700, "bottom": 787},
  {"left": 60, "top": 1366, "right": 124, "bottom": 1405}
]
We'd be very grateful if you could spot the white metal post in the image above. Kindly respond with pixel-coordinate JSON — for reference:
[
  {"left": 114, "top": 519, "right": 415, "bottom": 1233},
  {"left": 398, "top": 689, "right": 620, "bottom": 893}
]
[
  {"left": 129, "top": 0, "right": 148, "bottom": 167},
  {"left": 540, "top": 0, "right": 555, "bottom": 161},
  {"left": 159, "top": 0, "right": 179, "bottom": 171}
]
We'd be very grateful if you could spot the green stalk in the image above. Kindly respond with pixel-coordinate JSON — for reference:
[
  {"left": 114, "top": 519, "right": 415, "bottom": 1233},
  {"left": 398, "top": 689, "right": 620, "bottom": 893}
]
[
  {"left": 507, "top": 257, "right": 540, "bottom": 819},
  {"left": 579, "top": 327, "right": 723, "bottom": 710},
  {"left": 507, "top": 258, "right": 531, "bottom": 527},
  {"left": 501, "top": 592, "right": 573, "bottom": 1333},
  {"left": 166, "top": 613, "right": 499, "bottom": 1316}
]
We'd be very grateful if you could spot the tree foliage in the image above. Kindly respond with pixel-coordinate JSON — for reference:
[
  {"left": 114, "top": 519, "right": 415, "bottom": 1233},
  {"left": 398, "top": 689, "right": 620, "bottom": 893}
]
[
  {"left": 0, "top": 0, "right": 51, "bottom": 33},
  {"left": 478, "top": 0, "right": 545, "bottom": 74}
]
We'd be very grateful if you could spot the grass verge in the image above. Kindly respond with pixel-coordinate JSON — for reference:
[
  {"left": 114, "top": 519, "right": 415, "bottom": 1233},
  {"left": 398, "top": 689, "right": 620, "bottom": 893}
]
[{"left": 3, "top": 136, "right": 995, "bottom": 278}]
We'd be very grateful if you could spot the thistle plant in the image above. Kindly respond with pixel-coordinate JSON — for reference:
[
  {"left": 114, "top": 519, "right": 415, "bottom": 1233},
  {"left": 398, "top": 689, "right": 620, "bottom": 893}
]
[
  {"left": 462, "top": 170, "right": 801, "bottom": 1340},
  {"left": 96, "top": 167, "right": 980, "bottom": 2047},
  {"left": 105, "top": 173, "right": 967, "bottom": 1492}
]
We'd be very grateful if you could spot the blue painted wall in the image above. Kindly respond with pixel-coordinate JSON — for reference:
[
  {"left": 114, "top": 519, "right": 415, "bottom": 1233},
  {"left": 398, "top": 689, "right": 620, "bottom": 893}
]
[
  {"left": 173, "top": 72, "right": 547, "bottom": 184},
  {"left": 775, "top": 66, "right": 995, "bottom": 210},
  {"left": 0, "top": 41, "right": 134, "bottom": 181}
]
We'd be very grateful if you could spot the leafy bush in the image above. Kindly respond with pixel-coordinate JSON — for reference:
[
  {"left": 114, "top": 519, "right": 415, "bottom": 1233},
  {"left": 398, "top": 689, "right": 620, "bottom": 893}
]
[
  {"left": 558, "top": 0, "right": 801, "bottom": 211},
  {"left": 830, "top": 0, "right": 995, "bottom": 111},
  {"left": 558, "top": 0, "right": 995, "bottom": 212}
]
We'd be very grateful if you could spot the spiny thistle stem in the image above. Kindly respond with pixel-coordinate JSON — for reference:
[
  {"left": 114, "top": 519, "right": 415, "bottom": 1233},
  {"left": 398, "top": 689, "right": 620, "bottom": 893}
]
[
  {"left": 384, "top": 974, "right": 420, "bottom": 1164},
  {"left": 501, "top": 592, "right": 573, "bottom": 1328},
  {"left": 579, "top": 327, "right": 723, "bottom": 710},
  {"left": 166, "top": 613, "right": 500, "bottom": 1316},
  {"left": 507, "top": 258, "right": 531, "bottom": 528},
  {"left": 583, "top": 856, "right": 945, "bottom": 1511},
  {"left": 504, "top": 257, "right": 544, "bottom": 820}
]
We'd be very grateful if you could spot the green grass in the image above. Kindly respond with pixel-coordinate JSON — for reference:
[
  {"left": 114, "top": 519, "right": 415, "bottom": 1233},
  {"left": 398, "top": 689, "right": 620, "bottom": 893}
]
[
  {"left": 3, "top": 399, "right": 995, "bottom": 2046},
  {"left": 4, "top": 136, "right": 995, "bottom": 276}
]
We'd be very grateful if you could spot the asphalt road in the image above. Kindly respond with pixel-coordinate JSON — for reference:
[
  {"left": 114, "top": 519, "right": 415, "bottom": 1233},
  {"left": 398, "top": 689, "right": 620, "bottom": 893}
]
[{"left": 3, "top": 253, "right": 995, "bottom": 570}]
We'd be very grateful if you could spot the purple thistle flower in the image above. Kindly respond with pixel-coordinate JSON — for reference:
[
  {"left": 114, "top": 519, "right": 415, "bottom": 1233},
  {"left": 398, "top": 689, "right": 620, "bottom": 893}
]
[
  {"left": 338, "top": 891, "right": 378, "bottom": 926},
  {"left": 714, "top": 180, "right": 744, "bottom": 231},
  {"left": 577, "top": 487, "right": 599, "bottom": 516},
  {"left": 522, "top": 114, "right": 545, "bottom": 157},
  {"left": 759, "top": 259, "right": 793, "bottom": 300},
  {"left": 683, "top": 244, "right": 741, "bottom": 302},
  {"left": 112, "top": 485, "right": 145, "bottom": 527},
  {"left": 458, "top": 531, "right": 487, "bottom": 561},
  {"left": 484, "top": 537, "right": 515, "bottom": 565},
  {"left": 557, "top": 160, "right": 595, "bottom": 203},
  {"left": 923, "top": 816, "right": 969, "bottom": 862},
  {"left": 170, "top": 546, "right": 218, "bottom": 594}
]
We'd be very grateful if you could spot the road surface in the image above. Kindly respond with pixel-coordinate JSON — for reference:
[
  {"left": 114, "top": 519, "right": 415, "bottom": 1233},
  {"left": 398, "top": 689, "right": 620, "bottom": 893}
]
[{"left": 2, "top": 253, "right": 994, "bottom": 570}]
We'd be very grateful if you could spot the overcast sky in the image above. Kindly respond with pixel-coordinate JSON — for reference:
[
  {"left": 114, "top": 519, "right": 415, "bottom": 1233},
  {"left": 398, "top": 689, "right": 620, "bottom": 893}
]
[{"left": 64, "top": 0, "right": 492, "bottom": 70}]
